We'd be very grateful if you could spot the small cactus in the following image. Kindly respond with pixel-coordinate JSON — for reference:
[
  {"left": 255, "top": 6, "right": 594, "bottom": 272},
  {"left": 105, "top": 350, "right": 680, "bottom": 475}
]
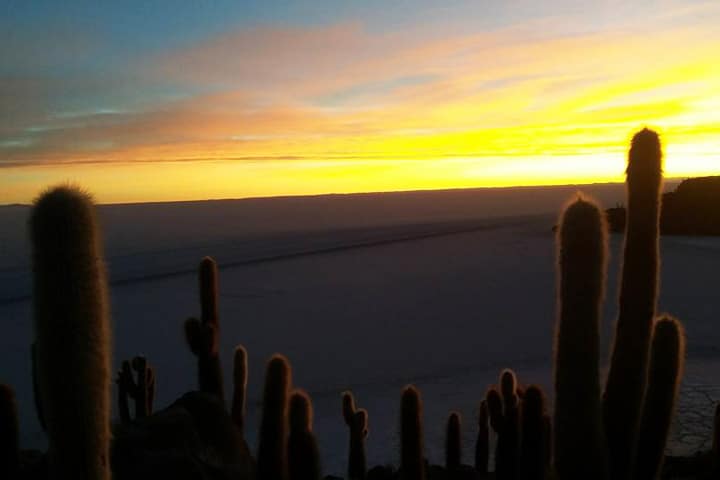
[
  {"left": 603, "top": 128, "right": 663, "bottom": 479},
  {"left": 116, "top": 356, "right": 156, "bottom": 422},
  {"left": 185, "top": 257, "right": 225, "bottom": 402},
  {"left": 445, "top": 411, "right": 461, "bottom": 472},
  {"left": 343, "top": 391, "right": 368, "bottom": 480},
  {"left": 30, "top": 185, "right": 112, "bottom": 480},
  {"left": 520, "top": 386, "right": 547, "bottom": 480},
  {"left": 634, "top": 317, "right": 685, "bottom": 480},
  {"left": 257, "top": 354, "right": 291, "bottom": 480},
  {"left": 288, "top": 390, "right": 322, "bottom": 480},
  {"left": 400, "top": 385, "right": 425, "bottom": 480},
  {"left": 0, "top": 384, "right": 19, "bottom": 479},
  {"left": 554, "top": 197, "right": 608, "bottom": 480},
  {"left": 232, "top": 345, "right": 248, "bottom": 433},
  {"left": 498, "top": 369, "right": 521, "bottom": 480},
  {"left": 475, "top": 400, "right": 489, "bottom": 474}
]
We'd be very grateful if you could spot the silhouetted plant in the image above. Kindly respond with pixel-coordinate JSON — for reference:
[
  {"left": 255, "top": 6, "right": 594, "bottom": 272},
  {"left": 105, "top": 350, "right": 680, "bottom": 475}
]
[
  {"left": 343, "top": 391, "right": 368, "bottom": 480},
  {"left": 232, "top": 345, "right": 248, "bottom": 433},
  {"left": 116, "top": 355, "right": 156, "bottom": 423},
  {"left": 634, "top": 316, "right": 685, "bottom": 480},
  {"left": 185, "top": 256, "right": 225, "bottom": 402},
  {"left": 445, "top": 411, "right": 461, "bottom": 473},
  {"left": 520, "top": 386, "right": 547, "bottom": 480},
  {"left": 257, "top": 354, "right": 291, "bottom": 480},
  {"left": 30, "top": 342, "right": 46, "bottom": 431},
  {"left": 288, "top": 389, "right": 322, "bottom": 480},
  {"left": 400, "top": 385, "right": 425, "bottom": 480},
  {"left": 554, "top": 197, "right": 608, "bottom": 480},
  {"left": 30, "top": 185, "right": 111, "bottom": 480},
  {"left": 475, "top": 400, "right": 489, "bottom": 474},
  {"left": 498, "top": 369, "right": 521, "bottom": 480},
  {"left": 0, "top": 384, "right": 19, "bottom": 479},
  {"left": 603, "top": 128, "right": 663, "bottom": 479},
  {"left": 713, "top": 404, "right": 720, "bottom": 478}
]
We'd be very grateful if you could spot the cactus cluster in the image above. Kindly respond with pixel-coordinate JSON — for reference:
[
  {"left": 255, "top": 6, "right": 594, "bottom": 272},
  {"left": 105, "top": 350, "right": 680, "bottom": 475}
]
[{"left": 2, "top": 129, "right": 718, "bottom": 479}]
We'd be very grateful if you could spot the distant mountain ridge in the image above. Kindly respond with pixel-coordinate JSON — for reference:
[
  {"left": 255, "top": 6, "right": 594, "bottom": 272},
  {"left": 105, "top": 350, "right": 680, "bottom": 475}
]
[{"left": 607, "top": 176, "right": 720, "bottom": 235}]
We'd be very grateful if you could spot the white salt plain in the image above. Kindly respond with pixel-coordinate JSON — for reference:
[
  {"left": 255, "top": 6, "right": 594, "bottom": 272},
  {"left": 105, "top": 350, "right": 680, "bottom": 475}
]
[{"left": 1, "top": 183, "right": 718, "bottom": 475}]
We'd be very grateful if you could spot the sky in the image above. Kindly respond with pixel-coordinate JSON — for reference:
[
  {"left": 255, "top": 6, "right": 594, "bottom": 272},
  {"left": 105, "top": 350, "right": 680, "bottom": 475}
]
[{"left": 2, "top": 0, "right": 720, "bottom": 204}]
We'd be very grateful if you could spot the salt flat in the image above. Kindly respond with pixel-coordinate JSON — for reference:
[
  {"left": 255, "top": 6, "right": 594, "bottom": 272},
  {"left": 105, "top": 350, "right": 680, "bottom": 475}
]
[{"left": 1, "top": 182, "right": 717, "bottom": 475}]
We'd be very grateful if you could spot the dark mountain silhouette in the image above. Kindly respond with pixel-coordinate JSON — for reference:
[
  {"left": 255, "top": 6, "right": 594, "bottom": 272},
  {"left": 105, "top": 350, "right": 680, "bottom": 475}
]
[{"left": 607, "top": 176, "right": 720, "bottom": 235}]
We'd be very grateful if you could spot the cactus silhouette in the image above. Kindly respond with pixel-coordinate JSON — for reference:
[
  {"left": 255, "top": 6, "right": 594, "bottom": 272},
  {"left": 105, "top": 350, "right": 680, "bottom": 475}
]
[
  {"left": 520, "top": 386, "right": 547, "bottom": 480},
  {"left": 288, "top": 390, "right": 322, "bottom": 480},
  {"left": 400, "top": 385, "right": 425, "bottom": 480},
  {"left": 634, "top": 317, "right": 685, "bottom": 480},
  {"left": 185, "top": 257, "right": 225, "bottom": 402},
  {"left": 232, "top": 345, "right": 248, "bottom": 433},
  {"left": 445, "top": 411, "right": 461, "bottom": 473},
  {"left": 499, "top": 369, "right": 521, "bottom": 480},
  {"left": 30, "top": 185, "right": 111, "bottom": 480},
  {"left": 554, "top": 197, "right": 608, "bottom": 480},
  {"left": 475, "top": 400, "right": 489, "bottom": 474},
  {"left": 603, "top": 128, "right": 663, "bottom": 479},
  {"left": 343, "top": 391, "right": 368, "bottom": 480},
  {"left": 0, "top": 384, "right": 19, "bottom": 479},
  {"left": 116, "top": 356, "right": 156, "bottom": 422},
  {"left": 257, "top": 354, "right": 291, "bottom": 480},
  {"left": 31, "top": 342, "right": 46, "bottom": 431}
]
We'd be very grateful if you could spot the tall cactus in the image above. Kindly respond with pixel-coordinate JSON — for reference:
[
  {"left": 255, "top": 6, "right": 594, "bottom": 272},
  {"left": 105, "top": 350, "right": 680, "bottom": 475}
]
[
  {"left": 257, "top": 354, "right": 291, "bottom": 480},
  {"left": 232, "top": 345, "right": 248, "bottom": 433},
  {"left": 0, "top": 384, "right": 19, "bottom": 479},
  {"left": 30, "top": 185, "right": 111, "bottom": 480},
  {"left": 343, "top": 391, "right": 368, "bottom": 480},
  {"left": 116, "top": 356, "right": 156, "bottom": 422},
  {"left": 603, "top": 128, "right": 663, "bottom": 479},
  {"left": 288, "top": 390, "right": 321, "bottom": 480},
  {"left": 634, "top": 317, "right": 685, "bottom": 480},
  {"left": 499, "top": 369, "right": 521, "bottom": 480},
  {"left": 185, "top": 257, "right": 224, "bottom": 401},
  {"left": 554, "top": 197, "right": 608, "bottom": 480},
  {"left": 445, "top": 411, "right": 461, "bottom": 473},
  {"left": 475, "top": 400, "right": 489, "bottom": 474},
  {"left": 400, "top": 385, "right": 425, "bottom": 480}
]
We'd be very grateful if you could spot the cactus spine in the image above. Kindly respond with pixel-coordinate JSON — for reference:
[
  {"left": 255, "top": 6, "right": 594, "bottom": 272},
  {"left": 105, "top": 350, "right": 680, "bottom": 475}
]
[
  {"left": 475, "top": 400, "right": 489, "bottom": 474},
  {"left": 343, "top": 391, "right": 368, "bottom": 480},
  {"left": 634, "top": 317, "right": 685, "bottom": 480},
  {"left": 30, "top": 185, "right": 111, "bottom": 480},
  {"left": 554, "top": 197, "right": 608, "bottom": 479},
  {"left": 400, "top": 385, "right": 425, "bottom": 480},
  {"left": 0, "top": 384, "right": 19, "bottom": 479},
  {"left": 257, "top": 354, "right": 291, "bottom": 480},
  {"left": 445, "top": 411, "right": 461, "bottom": 473},
  {"left": 185, "top": 257, "right": 225, "bottom": 401},
  {"left": 232, "top": 345, "right": 248, "bottom": 433},
  {"left": 603, "top": 128, "right": 663, "bottom": 479},
  {"left": 288, "top": 390, "right": 321, "bottom": 480}
]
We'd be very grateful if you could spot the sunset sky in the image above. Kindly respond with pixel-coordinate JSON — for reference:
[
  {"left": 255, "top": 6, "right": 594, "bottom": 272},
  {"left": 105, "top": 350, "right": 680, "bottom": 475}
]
[{"left": 2, "top": 0, "right": 720, "bottom": 204}]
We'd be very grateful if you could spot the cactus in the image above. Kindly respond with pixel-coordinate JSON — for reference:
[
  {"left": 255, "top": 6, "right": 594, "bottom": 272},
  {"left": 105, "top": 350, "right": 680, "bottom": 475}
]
[
  {"left": 634, "top": 317, "right": 685, "bottom": 480},
  {"left": 30, "top": 185, "right": 112, "bottom": 480},
  {"left": 520, "top": 386, "right": 547, "bottom": 480},
  {"left": 498, "top": 369, "right": 521, "bottom": 480},
  {"left": 475, "top": 400, "right": 489, "bottom": 474},
  {"left": 257, "top": 354, "right": 291, "bottom": 480},
  {"left": 445, "top": 411, "right": 461, "bottom": 472},
  {"left": 0, "top": 384, "right": 19, "bottom": 479},
  {"left": 343, "top": 391, "right": 368, "bottom": 480},
  {"left": 554, "top": 197, "right": 608, "bottom": 480},
  {"left": 116, "top": 356, "right": 156, "bottom": 422},
  {"left": 31, "top": 342, "right": 46, "bottom": 431},
  {"left": 288, "top": 389, "right": 322, "bottom": 480},
  {"left": 603, "top": 128, "right": 663, "bottom": 479},
  {"left": 185, "top": 256, "right": 225, "bottom": 402},
  {"left": 400, "top": 385, "right": 425, "bottom": 480},
  {"left": 232, "top": 345, "right": 248, "bottom": 433}
]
